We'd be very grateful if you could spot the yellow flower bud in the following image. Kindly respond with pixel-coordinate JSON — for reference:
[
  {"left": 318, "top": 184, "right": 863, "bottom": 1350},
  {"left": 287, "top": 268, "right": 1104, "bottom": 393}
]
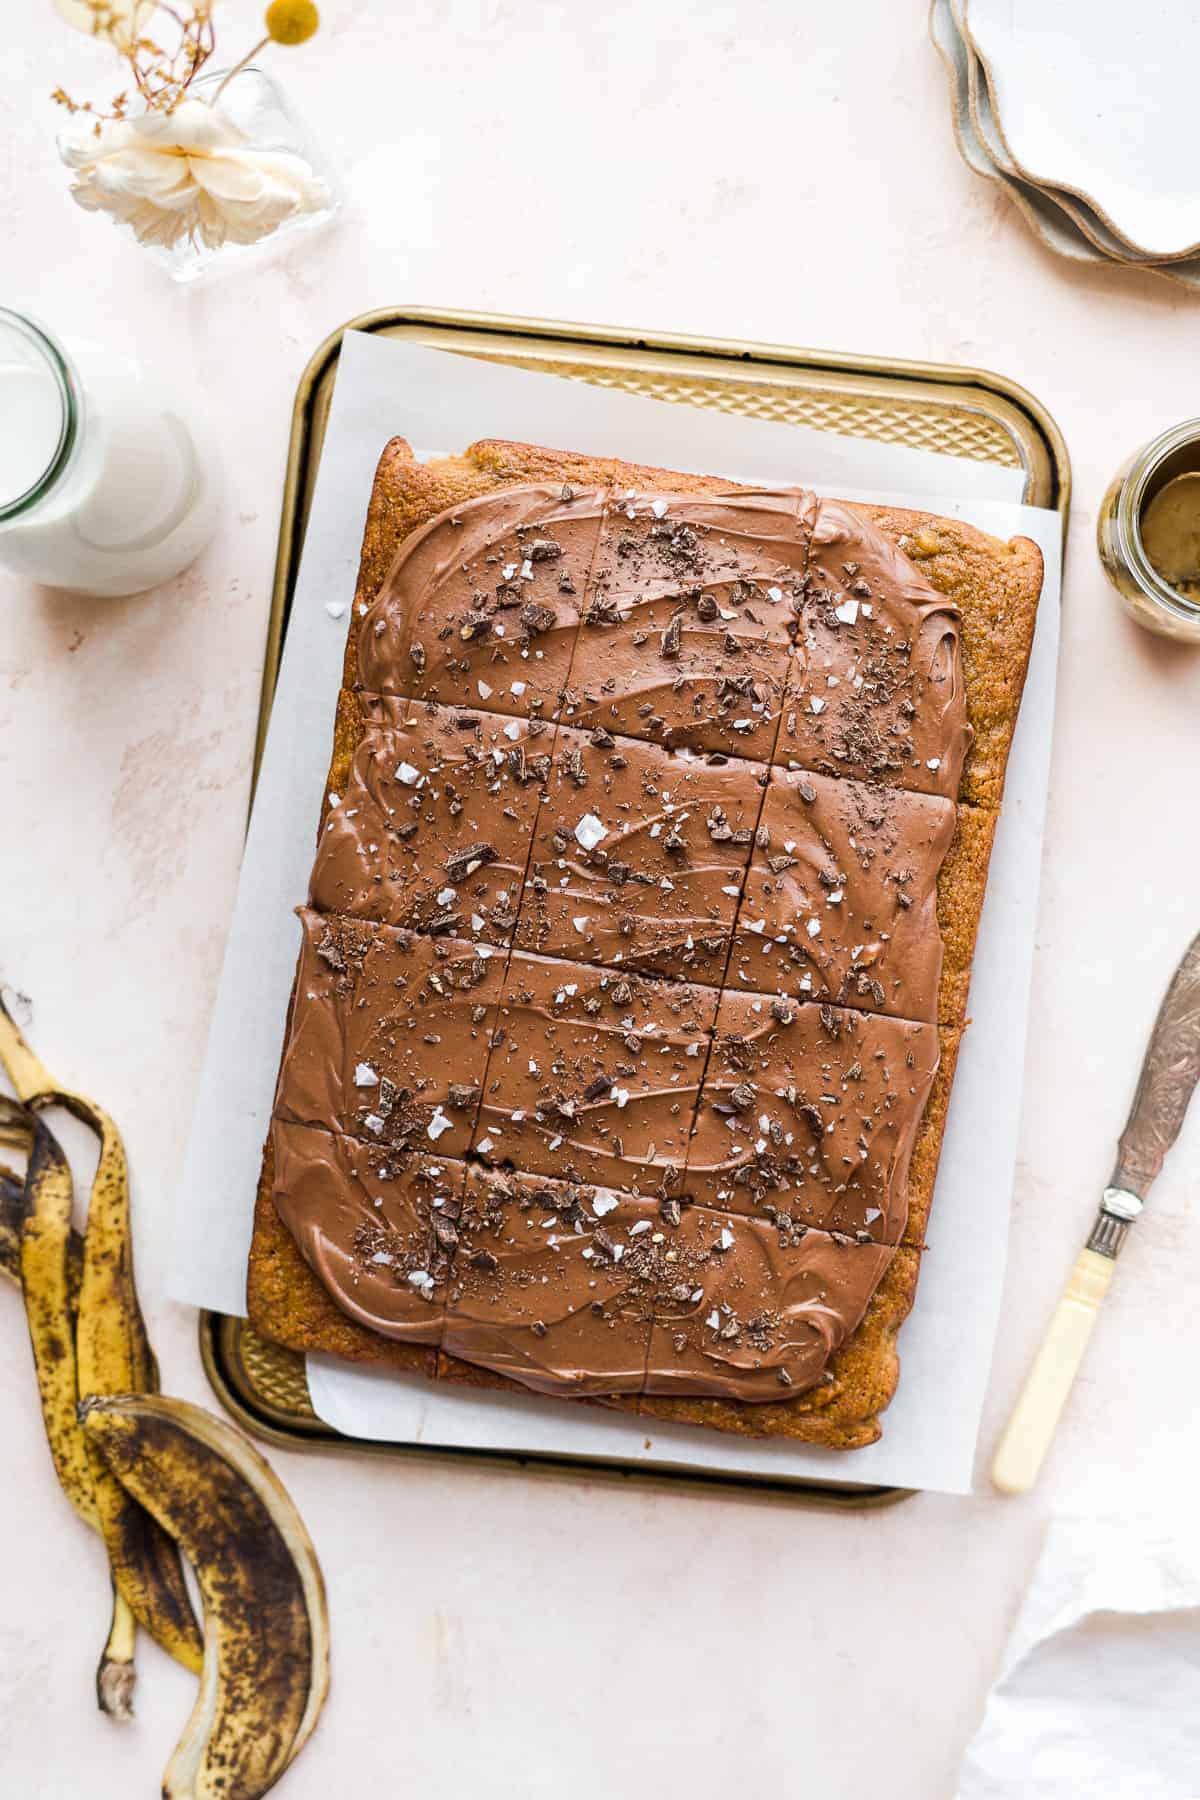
[{"left": 264, "top": 0, "right": 320, "bottom": 45}]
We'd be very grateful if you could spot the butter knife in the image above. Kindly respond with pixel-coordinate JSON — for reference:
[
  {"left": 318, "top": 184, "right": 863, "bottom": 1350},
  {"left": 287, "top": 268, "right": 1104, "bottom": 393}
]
[{"left": 992, "top": 927, "right": 1200, "bottom": 1494}]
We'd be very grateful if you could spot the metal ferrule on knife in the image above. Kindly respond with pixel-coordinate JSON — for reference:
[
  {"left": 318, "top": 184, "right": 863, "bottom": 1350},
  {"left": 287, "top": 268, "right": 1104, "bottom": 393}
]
[{"left": 1085, "top": 1187, "right": 1144, "bottom": 1259}]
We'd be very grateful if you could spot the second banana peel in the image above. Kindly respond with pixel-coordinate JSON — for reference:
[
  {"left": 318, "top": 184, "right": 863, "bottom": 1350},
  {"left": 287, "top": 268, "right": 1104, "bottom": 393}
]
[
  {"left": 84, "top": 1394, "right": 331, "bottom": 1800},
  {"left": 0, "top": 996, "right": 330, "bottom": 1794}
]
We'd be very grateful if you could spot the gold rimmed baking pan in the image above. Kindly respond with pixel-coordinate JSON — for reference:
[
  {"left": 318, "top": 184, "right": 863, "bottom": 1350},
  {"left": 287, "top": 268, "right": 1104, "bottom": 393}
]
[{"left": 204, "top": 307, "right": 1070, "bottom": 1509}]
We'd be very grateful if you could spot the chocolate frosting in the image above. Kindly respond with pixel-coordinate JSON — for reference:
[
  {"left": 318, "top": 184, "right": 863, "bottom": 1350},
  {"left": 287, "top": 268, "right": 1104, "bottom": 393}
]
[
  {"left": 641, "top": 1206, "right": 893, "bottom": 1401},
  {"left": 268, "top": 1136, "right": 894, "bottom": 1399},
  {"left": 271, "top": 1119, "right": 456, "bottom": 1343},
  {"left": 473, "top": 951, "right": 717, "bottom": 1196},
  {"left": 444, "top": 1166, "right": 654, "bottom": 1396},
  {"left": 727, "top": 767, "right": 955, "bottom": 1021},
  {"left": 777, "top": 500, "right": 970, "bottom": 798},
  {"left": 683, "top": 991, "right": 939, "bottom": 1232},
  {"left": 358, "top": 482, "right": 606, "bottom": 718},
  {"left": 270, "top": 479, "right": 970, "bottom": 1404},
  {"left": 277, "top": 910, "right": 505, "bottom": 1161},
  {"left": 309, "top": 699, "right": 553, "bottom": 945},
  {"left": 516, "top": 726, "right": 766, "bottom": 984},
  {"left": 560, "top": 489, "right": 812, "bottom": 756}
]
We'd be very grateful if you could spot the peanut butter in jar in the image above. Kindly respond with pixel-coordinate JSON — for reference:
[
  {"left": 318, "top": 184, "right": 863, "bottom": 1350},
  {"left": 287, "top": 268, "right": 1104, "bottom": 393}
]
[{"left": 1098, "top": 419, "right": 1200, "bottom": 642}]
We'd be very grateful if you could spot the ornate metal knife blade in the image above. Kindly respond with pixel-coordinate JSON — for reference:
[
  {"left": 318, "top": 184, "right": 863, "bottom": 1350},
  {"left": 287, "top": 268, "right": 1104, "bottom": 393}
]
[{"left": 992, "top": 928, "right": 1200, "bottom": 1494}]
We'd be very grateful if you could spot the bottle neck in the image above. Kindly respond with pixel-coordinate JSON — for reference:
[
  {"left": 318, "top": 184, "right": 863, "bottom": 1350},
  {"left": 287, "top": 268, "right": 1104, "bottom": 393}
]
[{"left": 0, "top": 309, "right": 82, "bottom": 524}]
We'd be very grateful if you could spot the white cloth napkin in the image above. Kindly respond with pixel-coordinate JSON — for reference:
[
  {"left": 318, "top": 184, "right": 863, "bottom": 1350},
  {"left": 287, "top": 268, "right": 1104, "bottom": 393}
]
[{"left": 958, "top": 1516, "right": 1200, "bottom": 1798}]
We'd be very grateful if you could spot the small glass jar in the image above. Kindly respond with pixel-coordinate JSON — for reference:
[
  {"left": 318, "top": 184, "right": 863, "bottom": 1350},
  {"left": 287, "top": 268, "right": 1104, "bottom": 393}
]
[
  {"left": 1098, "top": 419, "right": 1200, "bottom": 643},
  {"left": 0, "top": 308, "right": 222, "bottom": 598},
  {"left": 144, "top": 67, "right": 338, "bottom": 284}
]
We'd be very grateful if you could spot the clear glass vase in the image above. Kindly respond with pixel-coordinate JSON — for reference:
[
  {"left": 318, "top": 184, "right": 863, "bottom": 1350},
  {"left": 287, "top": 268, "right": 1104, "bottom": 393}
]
[{"left": 59, "top": 65, "right": 340, "bottom": 285}]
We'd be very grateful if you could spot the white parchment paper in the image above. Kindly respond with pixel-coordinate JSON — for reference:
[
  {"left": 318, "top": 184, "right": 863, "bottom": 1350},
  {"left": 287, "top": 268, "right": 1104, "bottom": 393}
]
[{"left": 172, "top": 331, "right": 1061, "bottom": 1494}]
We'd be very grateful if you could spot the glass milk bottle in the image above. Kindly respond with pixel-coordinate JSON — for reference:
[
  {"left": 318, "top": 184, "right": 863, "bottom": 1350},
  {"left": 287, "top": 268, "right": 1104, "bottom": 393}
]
[{"left": 0, "top": 308, "right": 222, "bottom": 597}]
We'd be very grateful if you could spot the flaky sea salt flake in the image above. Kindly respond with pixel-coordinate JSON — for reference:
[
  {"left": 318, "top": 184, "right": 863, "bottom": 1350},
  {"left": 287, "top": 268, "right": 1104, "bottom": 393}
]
[{"left": 574, "top": 812, "right": 607, "bottom": 851}]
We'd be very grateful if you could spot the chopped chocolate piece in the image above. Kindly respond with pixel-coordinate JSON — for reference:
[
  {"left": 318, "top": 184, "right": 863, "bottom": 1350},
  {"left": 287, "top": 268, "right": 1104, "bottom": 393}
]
[
  {"left": 444, "top": 843, "right": 498, "bottom": 883},
  {"left": 521, "top": 601, "right": 557, "bottom": 635},
  {"left": 315, "top": 929, "right": 345, "bottom": 972},
  {"left": 561, "top": 746, "right": 588, "bottom": 787}
]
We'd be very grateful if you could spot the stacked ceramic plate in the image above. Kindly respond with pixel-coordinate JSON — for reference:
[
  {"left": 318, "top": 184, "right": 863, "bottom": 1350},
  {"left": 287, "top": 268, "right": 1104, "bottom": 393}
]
[{"left": 930, "top": 0, "right": 1200, "bottom": 288}]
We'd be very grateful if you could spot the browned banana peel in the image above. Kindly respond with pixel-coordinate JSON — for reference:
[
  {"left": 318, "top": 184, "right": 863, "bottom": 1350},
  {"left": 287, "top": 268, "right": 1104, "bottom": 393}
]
[
  {"left": 0, "top": 1095, "right": 32, "bottom": 1286},
  {"left": 0, "top": 1169, "right": 25, "bottom": 1287},
  {"left": 2, "top": 1096, "right": 136, "bottom": 1716},
  {"left": 82, "top": 1394, "right": 331, "bottom": 1799},
  {"left": 0, "top": 1094, "right": 33, "bottom": 1274},
  {"left": 0, "top": 998, "right": 203, "bottom": 1685},
  {"left": 20, "top": 1115, "right": 99, "bottom": 1533}
]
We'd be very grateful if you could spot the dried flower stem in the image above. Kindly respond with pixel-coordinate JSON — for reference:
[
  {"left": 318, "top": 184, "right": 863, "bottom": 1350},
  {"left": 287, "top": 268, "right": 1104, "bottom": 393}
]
[
  {"left": 211, "top": 38, "right": 270, "bottom": 104},
  {"left": 53, "top": 3, "right": 217, "bottom": 121}
]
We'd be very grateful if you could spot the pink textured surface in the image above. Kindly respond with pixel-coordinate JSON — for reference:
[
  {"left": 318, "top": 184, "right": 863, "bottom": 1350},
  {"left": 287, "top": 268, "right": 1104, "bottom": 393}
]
[{"left": 2, "top": 5, "right": 1199, "bottom": 1798}]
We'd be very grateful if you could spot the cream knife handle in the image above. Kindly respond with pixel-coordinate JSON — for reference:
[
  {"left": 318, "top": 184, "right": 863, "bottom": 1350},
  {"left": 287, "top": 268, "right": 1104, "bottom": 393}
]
[{"left": 991, "top": 1248, "right": 1114, "bottom": 1495}]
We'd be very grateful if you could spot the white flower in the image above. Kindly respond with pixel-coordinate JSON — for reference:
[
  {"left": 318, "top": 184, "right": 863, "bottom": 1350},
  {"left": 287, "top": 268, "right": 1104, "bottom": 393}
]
[
  {"left": 53, "top": 0, "right": 152, "bottom": 48},
  {"left": 58, "top": 100, "right": 330, "bottom": 252}
]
